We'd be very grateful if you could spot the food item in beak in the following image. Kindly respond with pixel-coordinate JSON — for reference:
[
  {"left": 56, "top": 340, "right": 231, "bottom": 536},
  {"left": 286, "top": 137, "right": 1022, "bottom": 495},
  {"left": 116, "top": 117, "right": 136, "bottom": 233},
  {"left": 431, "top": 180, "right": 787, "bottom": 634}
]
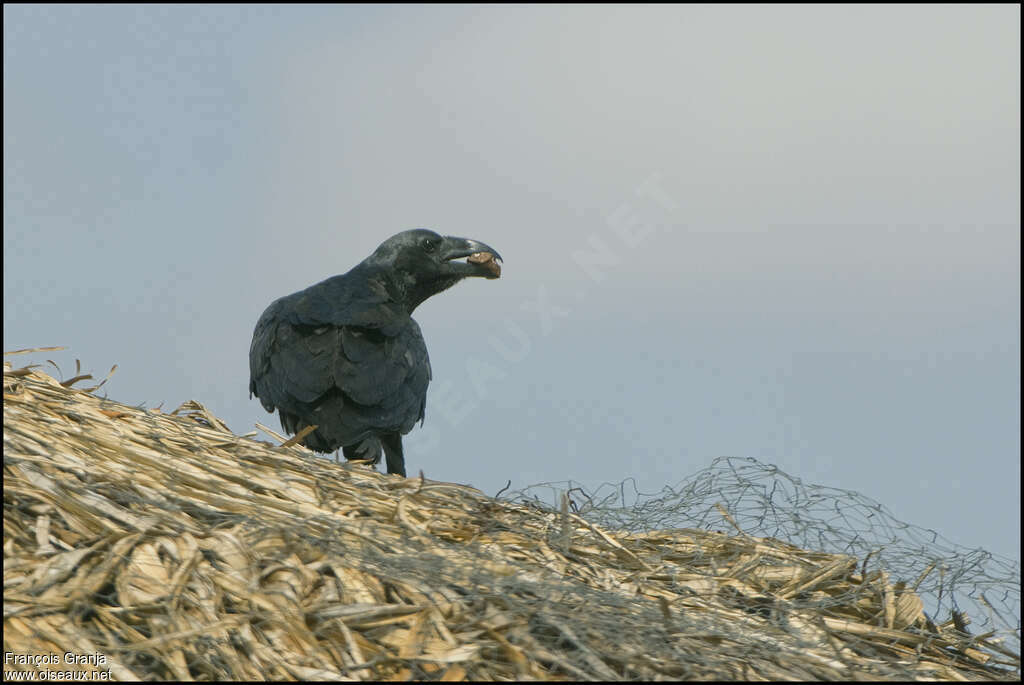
[{"left": 467, "top": 252, "right": 501, "bottom": 279}]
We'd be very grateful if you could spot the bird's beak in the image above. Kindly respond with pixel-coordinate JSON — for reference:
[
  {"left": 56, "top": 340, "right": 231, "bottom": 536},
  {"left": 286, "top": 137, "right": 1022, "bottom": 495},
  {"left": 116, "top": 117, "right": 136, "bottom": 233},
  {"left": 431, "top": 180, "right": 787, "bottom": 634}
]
[{"left": 440, "top": 236, "right": 503, "bottom": 279}]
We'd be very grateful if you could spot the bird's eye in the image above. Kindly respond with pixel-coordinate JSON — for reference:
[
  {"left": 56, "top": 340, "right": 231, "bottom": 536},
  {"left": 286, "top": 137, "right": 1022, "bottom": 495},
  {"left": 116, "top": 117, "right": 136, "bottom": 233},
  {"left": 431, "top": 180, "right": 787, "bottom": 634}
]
[{"left": 422, "top": 239, "right": 438, "bottom": 253}]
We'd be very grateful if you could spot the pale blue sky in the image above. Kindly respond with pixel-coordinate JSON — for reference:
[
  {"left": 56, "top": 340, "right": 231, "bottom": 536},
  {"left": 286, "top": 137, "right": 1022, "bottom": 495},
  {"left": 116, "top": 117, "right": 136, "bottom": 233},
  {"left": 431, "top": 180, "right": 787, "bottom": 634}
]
[{"left": 4, "top": 5, "right": 1020, "bottom": 560}]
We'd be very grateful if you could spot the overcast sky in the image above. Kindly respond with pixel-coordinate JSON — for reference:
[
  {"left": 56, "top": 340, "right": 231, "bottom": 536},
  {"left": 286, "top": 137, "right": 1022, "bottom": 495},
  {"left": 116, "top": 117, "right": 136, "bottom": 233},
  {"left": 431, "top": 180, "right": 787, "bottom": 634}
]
[{"left": 4, "top": 5, "right": 1019, "bottom": 560}]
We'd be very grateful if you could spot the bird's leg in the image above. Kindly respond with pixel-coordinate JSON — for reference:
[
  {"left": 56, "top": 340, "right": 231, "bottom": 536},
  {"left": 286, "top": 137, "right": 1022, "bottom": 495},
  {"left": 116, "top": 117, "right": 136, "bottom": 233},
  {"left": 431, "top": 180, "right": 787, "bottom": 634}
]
[
  {"left": 380, "top": 433, "right": 406, "bottom": 477},
  {"left": 343, "top": 438, "right": 382, "bottom": 469}
]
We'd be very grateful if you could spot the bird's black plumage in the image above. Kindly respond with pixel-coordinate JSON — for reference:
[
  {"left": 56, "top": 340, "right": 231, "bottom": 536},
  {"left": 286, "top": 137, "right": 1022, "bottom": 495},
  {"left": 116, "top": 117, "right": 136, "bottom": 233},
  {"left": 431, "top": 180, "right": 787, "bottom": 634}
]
[{"left": 249, "top": 229, "right": 501, "bottom": 477}]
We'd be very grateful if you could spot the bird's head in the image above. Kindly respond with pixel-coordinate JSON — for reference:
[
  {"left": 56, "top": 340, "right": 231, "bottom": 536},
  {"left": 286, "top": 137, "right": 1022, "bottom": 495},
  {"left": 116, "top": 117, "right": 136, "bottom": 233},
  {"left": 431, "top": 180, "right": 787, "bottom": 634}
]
[{"left": 367, "top": 229, "right": 503, "bottom": 310}]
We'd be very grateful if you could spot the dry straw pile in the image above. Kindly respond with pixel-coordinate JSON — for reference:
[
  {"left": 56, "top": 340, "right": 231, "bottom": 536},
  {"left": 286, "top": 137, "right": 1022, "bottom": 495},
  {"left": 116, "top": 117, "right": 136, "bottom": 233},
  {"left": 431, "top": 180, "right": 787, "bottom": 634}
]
[{"left": 3, "top": 353, "right": 1020, "bottom": 681}]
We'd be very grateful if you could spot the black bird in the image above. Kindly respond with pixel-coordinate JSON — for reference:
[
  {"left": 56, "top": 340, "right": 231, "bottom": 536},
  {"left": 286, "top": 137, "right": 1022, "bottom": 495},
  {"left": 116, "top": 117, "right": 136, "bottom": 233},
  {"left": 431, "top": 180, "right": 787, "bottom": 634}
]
[{"left": 249, "top": 229, "right": 502, "bottom": 477}]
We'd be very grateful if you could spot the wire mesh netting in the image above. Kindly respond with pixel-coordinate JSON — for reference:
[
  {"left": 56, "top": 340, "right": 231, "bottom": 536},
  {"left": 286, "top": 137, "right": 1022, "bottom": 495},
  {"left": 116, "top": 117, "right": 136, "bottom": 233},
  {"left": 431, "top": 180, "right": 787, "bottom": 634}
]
[
  {"left": 505, "top": 457, "right": 1021, "bottom": 663},
  {"left": 4, "top": 356, "right": 1021, "bottom": 680}
]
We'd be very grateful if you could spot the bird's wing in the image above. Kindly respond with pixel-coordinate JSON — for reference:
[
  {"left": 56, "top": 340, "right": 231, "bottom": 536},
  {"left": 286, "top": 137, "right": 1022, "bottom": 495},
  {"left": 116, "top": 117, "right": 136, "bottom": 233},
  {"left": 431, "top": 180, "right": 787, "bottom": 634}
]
[
  {"left": 284, "top": 271, "right": 408, "bottom": 334},
  {"left": 249, "top": 301, "right": 339, "bottom": 409},
  {"left": 249, "top": 294, "right": 430, "bottom": 439},
  {"left": 336, "top": 320, "right": 429, "bottom": 412}
]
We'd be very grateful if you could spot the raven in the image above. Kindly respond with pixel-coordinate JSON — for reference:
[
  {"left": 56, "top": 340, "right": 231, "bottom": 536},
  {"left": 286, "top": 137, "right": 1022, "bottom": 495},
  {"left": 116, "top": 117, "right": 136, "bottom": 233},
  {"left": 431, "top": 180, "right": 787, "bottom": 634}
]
[{"left": 249, "top": 229, "right": 502, "bottom": 477}]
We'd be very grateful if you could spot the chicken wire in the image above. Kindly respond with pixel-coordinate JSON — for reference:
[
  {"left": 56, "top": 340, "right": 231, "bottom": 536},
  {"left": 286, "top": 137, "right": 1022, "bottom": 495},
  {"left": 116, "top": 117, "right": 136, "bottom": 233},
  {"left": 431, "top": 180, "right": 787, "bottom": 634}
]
[
  {"left": 504, "top": 456, "right": 1021, "bottom": 664},
  {"left": 4, "top": 357, "right": 1021, "bottom": 680}
]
